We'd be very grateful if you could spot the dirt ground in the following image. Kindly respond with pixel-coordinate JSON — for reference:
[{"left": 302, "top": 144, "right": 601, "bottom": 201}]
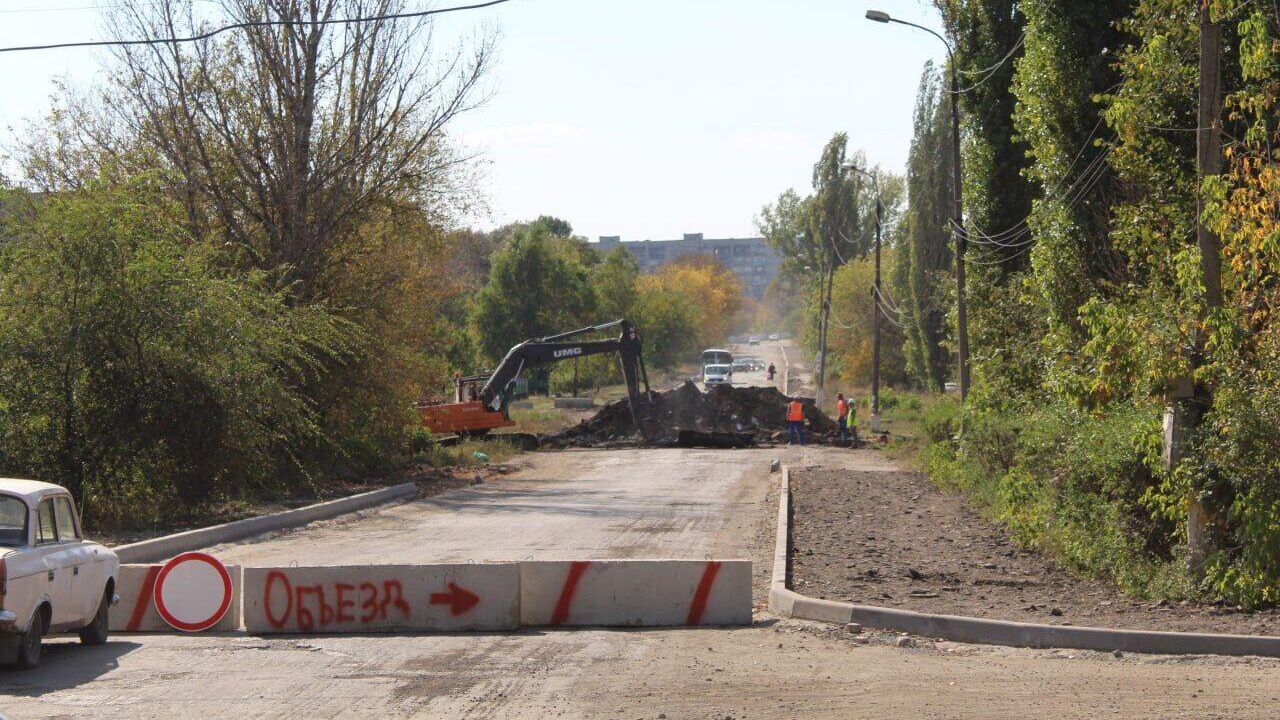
[{"left": 790, "top": 450, "right": 1280, "bottom": 635}]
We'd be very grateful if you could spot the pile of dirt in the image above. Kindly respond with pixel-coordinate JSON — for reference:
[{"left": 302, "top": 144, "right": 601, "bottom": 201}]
[{"left": 542, "top": 381, "right": 841, "bottom": 447}]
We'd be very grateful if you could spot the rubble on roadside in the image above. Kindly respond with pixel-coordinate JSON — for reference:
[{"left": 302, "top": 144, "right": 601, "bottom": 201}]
[{"left": 540, "top": 380, "right": 843, "bottom": 448}]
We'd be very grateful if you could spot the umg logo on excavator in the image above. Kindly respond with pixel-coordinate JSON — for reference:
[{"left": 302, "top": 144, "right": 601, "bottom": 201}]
[{"left": 553, "top": 346, "right": 584, "bottom": 359}]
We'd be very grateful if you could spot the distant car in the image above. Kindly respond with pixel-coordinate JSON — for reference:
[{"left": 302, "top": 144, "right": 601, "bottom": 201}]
[
  {"left": 703, "top": 364, "right": 733, "bottom": 386},
  {"left": 0, "top": 479, "right": 119, "bottom": 669},
  {"left": 768, "top": 333, "right": 780, "bottom": 341},
  {"left": 731, "top": 358, "right": 752, "bottom": 373},
  {"left": 944, "top": 382, "right": 959, "bottom": 393},
  {"left": 748, "top": 336, "right": 761, "bottom": 345}
]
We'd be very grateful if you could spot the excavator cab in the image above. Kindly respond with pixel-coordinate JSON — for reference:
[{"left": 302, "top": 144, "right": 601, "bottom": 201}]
[
  {"left": 417, "top": 373, "right": 515, "bottom": 436},
  {"left": 418, "top": 319, "right": 652, "bottom": 439}
]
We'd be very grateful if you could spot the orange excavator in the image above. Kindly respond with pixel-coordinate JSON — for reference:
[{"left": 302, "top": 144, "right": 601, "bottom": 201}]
[{"left": 419, "top": 319, "right": 653, "bottom": 439}]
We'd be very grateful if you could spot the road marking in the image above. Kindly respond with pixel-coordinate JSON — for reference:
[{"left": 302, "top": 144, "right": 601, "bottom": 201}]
[
  {"left": 549, "top": 560, "right": 591, "bottom": 625},
  {"left": 126, "top": 565, "right": 162, "bottom": 632},
  {"left": 686, "top": 561, "right": 722, "bottom": 625}
]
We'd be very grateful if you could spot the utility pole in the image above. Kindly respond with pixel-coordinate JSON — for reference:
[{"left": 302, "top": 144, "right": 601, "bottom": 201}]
[
  {"left": 815, "top": 249, "right": 834, "bottom": 408},
  {"left": 871, "top": 184, "right": 883, "bottom": 432},
  {"left": 1171, "top": 1, "right": 1223, "bottom": 576},
  {"left": 949, "top": 61, "right": 969, "bottom": 402}
]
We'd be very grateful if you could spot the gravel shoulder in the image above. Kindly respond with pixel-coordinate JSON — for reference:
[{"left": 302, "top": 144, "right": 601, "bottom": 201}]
[{"left": 790, "top": 448, "right": 1280, "bottom": 635}]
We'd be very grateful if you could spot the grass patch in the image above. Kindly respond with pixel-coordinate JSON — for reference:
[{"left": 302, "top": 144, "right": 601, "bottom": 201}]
[{"left": 422, "top": 437, "right": 525, "bottom": 468}]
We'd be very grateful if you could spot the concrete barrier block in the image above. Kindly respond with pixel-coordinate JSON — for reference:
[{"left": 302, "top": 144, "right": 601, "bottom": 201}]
[
  {"left": 242, "top": 564, "right": 519, "bottom": 634},
  {"left": 112, "top": 563, "right": 242, "bottom": 632},
  {"left": 520, "top": 559, "right": 751, "bottom": 627},
  {"left": 552, "top": 397, "right": 595, "bottom": 409}
]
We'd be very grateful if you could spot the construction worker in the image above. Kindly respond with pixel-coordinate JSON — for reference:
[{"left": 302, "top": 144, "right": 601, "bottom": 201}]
[
  {"left": 846, "top": 399, "right": 859, "bottom": 447},
  {"left": 836, "top": 392, "right": 849, "bottom": 445},
  {"left": 787, "top": 396, "right": 805, "bottom": 446}
]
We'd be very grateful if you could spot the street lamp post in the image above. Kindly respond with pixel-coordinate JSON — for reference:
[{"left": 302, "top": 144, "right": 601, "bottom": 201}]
[{"left": 866, "top": 9, "right": 969, "bottom": 402}]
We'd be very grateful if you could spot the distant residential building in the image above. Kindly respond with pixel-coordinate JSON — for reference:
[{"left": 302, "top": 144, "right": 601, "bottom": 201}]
[{"left": 595, "top": 233, "right": 782, "bottom": 298}]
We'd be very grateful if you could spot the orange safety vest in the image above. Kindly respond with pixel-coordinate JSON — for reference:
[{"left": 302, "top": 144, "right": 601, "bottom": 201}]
[
  {"left": 836, "top": 399, "right": 848, "bottom": 418},
  {"left": 787, "top": 400, "right": 804, "bottom": 422}
]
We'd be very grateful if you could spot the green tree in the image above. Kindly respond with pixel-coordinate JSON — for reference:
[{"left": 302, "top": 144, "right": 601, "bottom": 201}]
[
  {"left": 591, "top": 248, "right": 641, "bottom": 321},
  {"left": 631, "top": 286, "right": 700, "bottom": 370},
  {"left": 0, "top": 179, "right": 351, "bottom": 525},
  {"left": 901, "top": 64, "right": 956, "bottom": 391},
  {"left": 471, "top": 225, "right": 594, "bottom": 365}
]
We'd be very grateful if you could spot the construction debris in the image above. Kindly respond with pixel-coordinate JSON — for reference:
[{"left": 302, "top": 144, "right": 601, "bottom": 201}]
[{"left": 541, "top": 381, "right": 843, "bottom": 448}]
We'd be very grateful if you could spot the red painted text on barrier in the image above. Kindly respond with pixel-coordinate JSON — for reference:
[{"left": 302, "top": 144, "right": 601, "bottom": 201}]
[{"left": 263, "top": 571, "right": 413, "bottom": 630}]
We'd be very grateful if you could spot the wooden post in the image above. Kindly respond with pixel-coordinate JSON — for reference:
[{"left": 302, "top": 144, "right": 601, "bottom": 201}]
[{"left": 1179, "top": 1, "right": 1224, "bottom": 576}]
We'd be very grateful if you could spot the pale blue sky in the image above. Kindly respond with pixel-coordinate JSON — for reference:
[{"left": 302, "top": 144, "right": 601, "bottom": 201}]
[{"left": 0, "top": 0, "right": 945, "bottom": 241}]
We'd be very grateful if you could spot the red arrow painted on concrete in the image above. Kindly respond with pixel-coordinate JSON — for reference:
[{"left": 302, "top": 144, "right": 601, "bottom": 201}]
[{"left": 430, "top": 582, "right": 480, "bottom": 615}]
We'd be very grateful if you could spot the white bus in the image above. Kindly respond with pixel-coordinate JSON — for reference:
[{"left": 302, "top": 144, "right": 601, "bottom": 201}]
[{"left": 701, "top": 348, "right": 733, "bottom": 367}]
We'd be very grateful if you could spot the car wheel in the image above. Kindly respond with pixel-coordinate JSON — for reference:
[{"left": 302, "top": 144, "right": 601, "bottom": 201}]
[
  {"left": 14, "top": 610, "right": 43, "bottom": 670},
  {"left": 79, "top": 586, "right": 111, "bottom": 646}
]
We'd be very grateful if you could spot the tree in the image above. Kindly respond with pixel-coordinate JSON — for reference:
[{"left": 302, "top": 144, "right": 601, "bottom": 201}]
[
  {"left": 827, "top": 252, "right": 910, "bottom": 388},
  {"left": 79, "top": 0, "right": 497, "bottom": 300},
  {"left": 591, "top": 248, "right": 641, "bottom": 321},
  {"left": 0, "top": 179, "right": 351, "bottom": 522},
  {"left": 631, "top": 284, "right": 700, "bottom": 370},
  {"left": 471, "top": 225, "right": 594, "bottom": 365},
  {"left": 901, "top": 64, "right": 956, "bottom": 391},
  {"left": 649, "top": 255, "right": 744, "bottom": 351}
]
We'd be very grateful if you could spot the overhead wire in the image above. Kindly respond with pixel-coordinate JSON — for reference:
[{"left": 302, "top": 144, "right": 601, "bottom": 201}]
[
  {"left": 0, "top": 0, "right": 513, "bottom": 53},
  {"left": 948, "top": 32, "right": 1026, "bottom": 95}
]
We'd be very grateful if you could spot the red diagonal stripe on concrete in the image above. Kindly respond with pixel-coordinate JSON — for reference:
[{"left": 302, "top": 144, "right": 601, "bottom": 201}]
[
  {"left": 127, "top": 565, "right": 162, "bottom": 631},
  {"left": 686, "top": 561, "right": 722, "bottom": 625},
  {"left": 549, "top": 561, "right": 591, "bottom": 625}
]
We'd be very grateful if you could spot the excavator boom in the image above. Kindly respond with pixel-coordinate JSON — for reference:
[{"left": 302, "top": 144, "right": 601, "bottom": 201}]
[{"left": 420, "top": 319, "right": 652, "bottom": 439}]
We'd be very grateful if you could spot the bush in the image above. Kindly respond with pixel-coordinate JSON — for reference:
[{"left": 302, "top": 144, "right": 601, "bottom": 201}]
[
  {"left": 920, "top": 398, "right": 1185, "bottom": 600},
  {"left": 921, "top": 397, "right": 960, "bottom": 444},
  {"left": 0, "top": 179, "right": 354, "bottom": 529}
]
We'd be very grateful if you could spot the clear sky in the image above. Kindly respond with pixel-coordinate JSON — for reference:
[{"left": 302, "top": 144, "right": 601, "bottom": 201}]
[{"left": 0, "top": 0, "right": 946, "bottom": 241}]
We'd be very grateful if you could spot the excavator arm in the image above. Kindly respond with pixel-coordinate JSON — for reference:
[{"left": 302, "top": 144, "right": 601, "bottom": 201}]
[{"left": 422, "top": 319, "right": 653, "bottom": 440}]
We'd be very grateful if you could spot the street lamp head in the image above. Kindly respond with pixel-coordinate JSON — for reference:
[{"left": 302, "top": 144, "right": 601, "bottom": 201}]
[{"left": 865, "top": 9, "right": 891, "bottom": 23}]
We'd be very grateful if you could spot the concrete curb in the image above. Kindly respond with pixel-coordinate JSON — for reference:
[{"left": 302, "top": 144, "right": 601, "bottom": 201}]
[
  {"left": 769, "top": 464, "right": 1280, "bottom": 658},
  {"left": 114, "top": 483, "right": 418, "bottom": 564}
]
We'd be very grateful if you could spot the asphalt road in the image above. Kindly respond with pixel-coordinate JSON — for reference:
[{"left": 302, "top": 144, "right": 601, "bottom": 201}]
[{"left": 4, "top": 342, "right": 1279, "bottom": 719}]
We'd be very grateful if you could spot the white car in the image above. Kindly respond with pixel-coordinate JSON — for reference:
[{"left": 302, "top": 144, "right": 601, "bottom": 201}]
[
  {"left": 703, "top": 364, "right": 733, "bottom": 386},
  {"left": 0, "top": 479, "right": 119, "bottom": 669}
]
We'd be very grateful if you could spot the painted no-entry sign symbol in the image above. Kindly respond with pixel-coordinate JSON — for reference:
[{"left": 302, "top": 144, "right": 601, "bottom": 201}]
[{"left": 153, "top": 552, "right": 233, "bottom": 632}]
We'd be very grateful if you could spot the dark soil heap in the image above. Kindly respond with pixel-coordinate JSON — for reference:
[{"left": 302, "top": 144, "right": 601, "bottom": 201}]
[{"left": 542, "top": 381, "right": 841, "bottom": 447}]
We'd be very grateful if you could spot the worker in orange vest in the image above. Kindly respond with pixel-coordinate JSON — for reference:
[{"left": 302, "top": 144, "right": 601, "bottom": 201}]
[
  {"left": 836, "top": 393, "right": 849, "bottom": 446},
  {"left": 787, "top": 396, "right": 805, "bottom": 446}
]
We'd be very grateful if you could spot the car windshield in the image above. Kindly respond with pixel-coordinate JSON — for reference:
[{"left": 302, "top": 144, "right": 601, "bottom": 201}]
[{"left": 0, "top": 495, "right": 27, "bottom": 547}]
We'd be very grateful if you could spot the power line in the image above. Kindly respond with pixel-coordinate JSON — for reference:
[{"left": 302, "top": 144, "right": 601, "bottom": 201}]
[
  {"left": 948, "top": 32, "right": 1026, "bottom": 95},
  {"left": 0, "top": 1, "right": 214, "bottom": 15},
  {"left": 956, "top": 31, "right": 1025, "bottom": 76},
  {"left": 0, "top": 0, "right": 513, "bottom": 54},
  {"left": 958, "top": 143, "right": 1114, "bottom": 249}
]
